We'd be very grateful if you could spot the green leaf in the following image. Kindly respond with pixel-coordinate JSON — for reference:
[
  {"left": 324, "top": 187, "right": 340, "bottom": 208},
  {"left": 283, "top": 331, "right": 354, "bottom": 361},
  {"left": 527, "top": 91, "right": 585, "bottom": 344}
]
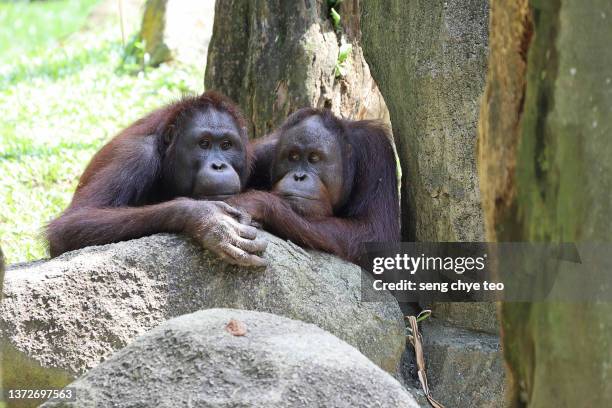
[
  {"left": 334, "top": 62, "right": 347, "bottom": 78},
  {"left": 330, "top": 7, "right": 341, "bottom": 29},
  {"left": 337, "top": 43, "right": 352, "bottom": 64}
]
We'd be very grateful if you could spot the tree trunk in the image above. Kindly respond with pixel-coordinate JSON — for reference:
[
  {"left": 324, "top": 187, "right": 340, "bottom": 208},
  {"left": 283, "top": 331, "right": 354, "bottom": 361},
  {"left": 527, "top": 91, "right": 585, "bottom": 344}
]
[
  {"left": 0, "top": 246, "right": 4, "bottom": 298},
  {"left": 204, "top": 0, "right": 389, "bottom": 138},
  {"left": 479, "top": 1, "right": 612, "bottom": 406},
  {"left": 360, "top": 0, "right": 489, "bottom": 243}
]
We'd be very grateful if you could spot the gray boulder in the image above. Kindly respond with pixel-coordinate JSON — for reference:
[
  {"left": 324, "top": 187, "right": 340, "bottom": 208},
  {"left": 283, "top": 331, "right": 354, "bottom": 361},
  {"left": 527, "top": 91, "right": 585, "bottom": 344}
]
[
  {"left": 360, "top": 0, "right": 489, "bottom": 242},
  {"left": 41, "top": 309, "right": 419, "bottom": 408},
  {"left": 0, "top": 232, "right": 404, "bottom": 379},
  {"left": 420, "top": 318, "right": 504, "bottom": 407},
  {"left": 430, "top": 302, "right": 499, "bottom": 335}
]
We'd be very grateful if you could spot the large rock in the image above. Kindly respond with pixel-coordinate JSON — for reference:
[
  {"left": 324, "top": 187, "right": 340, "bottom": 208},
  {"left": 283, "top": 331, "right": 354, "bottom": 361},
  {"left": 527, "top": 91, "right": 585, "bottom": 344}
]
[
  {"left": 0, "top": 232, "right": 404, "bottom": 380},
  {"left": 430, "top": 302, "right": 498, "bottom": 335},
  {"left": 41, "top": 309, "right": 420, "bottom": 408},
  {"left": 358, "top": 6, "right": 500, "bottom": 402},
  {"left": 205, "top": 0, "right": 389, "bottom": 138},
  {"left": 420, "top": 318, "right": 504, "bottom": 408},
  {"left": 360, "top": 0, "right": 488, "bottom": 242}
]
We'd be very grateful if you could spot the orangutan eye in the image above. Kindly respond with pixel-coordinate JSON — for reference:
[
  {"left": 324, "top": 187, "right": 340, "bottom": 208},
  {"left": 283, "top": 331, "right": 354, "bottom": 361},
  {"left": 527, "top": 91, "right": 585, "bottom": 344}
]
[
  {"left": 289, "top": 151, "right": 299, "bottom": 162},
  {"left": 221, "top": 140, "right": 232, "bottom": 150},
  {"left": 199, "top": 139, "right": 211, "bottom": 149},
  {"left": 308, "top": 153, "right": 321, "bottom": 163}
]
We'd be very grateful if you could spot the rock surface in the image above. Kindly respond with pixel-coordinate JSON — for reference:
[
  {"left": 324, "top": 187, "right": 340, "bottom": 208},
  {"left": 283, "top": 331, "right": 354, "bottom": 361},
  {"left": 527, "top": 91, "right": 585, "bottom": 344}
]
[
  {"left": 479, "top": 1, "right": 612, "bottom": 406},
  {"left": 40, "top": 309, "right": 419, "bottom": 408},
  {"left": 360, "top": 0, "right": 488, "bottom": 242},
  {"left": 430, "top": 302, "right": 499, "bottom": 335},
  {"left": 205, "top": 0, "right": 389, "bottom": 137},
  {"left": 0, "top": 232, "right": 404, "bottom": 379},
  {"left": 420, "top": 318, "right": 504, "bottom": 408},
  {"left": 359, "top": 6, "right": 502, "bottom": 404}
]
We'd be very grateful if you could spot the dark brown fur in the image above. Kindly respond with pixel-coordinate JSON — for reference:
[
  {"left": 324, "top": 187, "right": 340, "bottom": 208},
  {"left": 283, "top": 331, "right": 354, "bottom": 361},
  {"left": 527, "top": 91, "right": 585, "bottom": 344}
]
[
  {"left": 232, "top": 109, "right": 400, "bottom": 263},
  {"left": 47, "top": 91, "right": 252, "bottom": 257}
]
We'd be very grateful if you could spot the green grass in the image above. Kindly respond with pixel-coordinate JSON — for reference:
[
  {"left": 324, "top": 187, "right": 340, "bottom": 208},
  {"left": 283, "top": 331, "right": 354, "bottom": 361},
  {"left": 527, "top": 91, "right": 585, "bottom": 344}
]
[
  {"left": 0, "top": 0, "right": 100, "bottom": 60},
  {"left": 0, "top": 0, "right": 203, "bottom": 263}
]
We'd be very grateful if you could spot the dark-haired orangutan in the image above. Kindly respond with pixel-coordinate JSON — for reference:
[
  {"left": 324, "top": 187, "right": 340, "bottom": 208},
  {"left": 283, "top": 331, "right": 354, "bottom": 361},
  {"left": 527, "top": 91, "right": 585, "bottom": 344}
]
[
  {"left": 47, "top": 91, "right": 267, "bottom": 267},
  {"left": 227, "top": 109, "right": 400, "bottom": 263}
]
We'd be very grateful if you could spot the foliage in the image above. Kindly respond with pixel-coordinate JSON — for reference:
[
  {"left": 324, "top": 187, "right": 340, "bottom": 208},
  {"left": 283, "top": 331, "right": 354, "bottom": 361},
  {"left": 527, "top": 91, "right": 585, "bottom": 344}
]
[
  {"left": 118, "top": 33, "right": 149, "bottom": 74},
  {"left": 327, "top": 0, "right": 343, "bottom": 31},
  {"left": 330, "top": 7, "right": 341, "bottom": 30},
  {"left": 326, "top": 0, "right": 351, "bottom": 78},
  {"left": 0, "top": 0, "right": 202, "bottom": 263},
  {"left": 334, "top": 42, "right": 352, "bottom": 78}
]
